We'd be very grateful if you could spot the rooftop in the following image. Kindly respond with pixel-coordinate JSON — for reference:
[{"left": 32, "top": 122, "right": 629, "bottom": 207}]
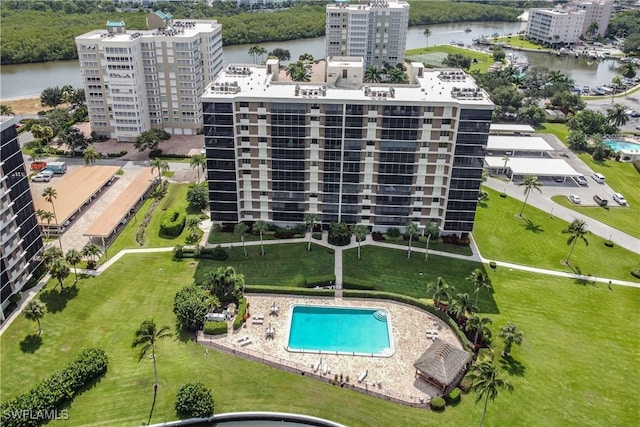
[
  {"left": 77, "top": 19, "right": 220, "bottom": 42},
  {"left": 485, "top": 156, "right": 581, "bottom": 177},
  {"left": 487, "top": 135, "right": 554, "bottom": 152}
]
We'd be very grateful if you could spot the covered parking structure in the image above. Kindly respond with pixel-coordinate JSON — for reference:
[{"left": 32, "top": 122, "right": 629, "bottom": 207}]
[
  {"left": 486, "top": 135, "right": 554, "bottom": 157},
  {"left": 484, "top": 156, "right": 581, "bottom": 181},
  {"left": 83, "top": 168, "right": 157, "bottom": 250},
  {"left": 33, "top": 166, "right": 120, "bottom": 236},
  {"left": 489, "top": 123, "right": 535, "bottom": 135}
]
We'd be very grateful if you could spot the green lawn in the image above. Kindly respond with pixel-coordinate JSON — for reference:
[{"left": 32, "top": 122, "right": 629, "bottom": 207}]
[
  {"left": 474, "top": 187, "right": 640, "bottom": 282},
  {"left": 2, "top": 252, "right": 639, "bottom": 426},
  {"left": 536, "top": 122, "right": 570, "bottom": 142},
  {"left": 371, "top": 237, "right": 474, "bottom": 256},
  {"left": 405, "top": 45, "right": 494, "bottom": 73},
  {"left": 493, "top": 35, "right": 546, "bottom": 50},
  {"left": 207, "top": 229, "right": 278, "bottom": 245}
]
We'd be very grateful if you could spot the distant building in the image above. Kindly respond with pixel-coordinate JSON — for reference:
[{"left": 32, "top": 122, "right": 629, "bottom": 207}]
[
  {"left": 525, "top": 0, "right": 613, "bottom": 45},
  {"left": 1, "top": 116, "right": 44, "bottom": 321},
  {"left": 325, "top": 0, "right": 410, "bottom": 71},
  {"left": 202, "top": 58, "right": 494, "bottom": 234},
  {"left": 75, "top": 12, "right": 223, "bottom": 141}
]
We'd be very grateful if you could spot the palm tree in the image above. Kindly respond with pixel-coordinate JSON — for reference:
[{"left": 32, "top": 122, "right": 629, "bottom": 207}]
[
  {"left": 0, "top": 104, "right": 15, "bottom": 115},
  {"left": 49, "top": 256, "right": 70, "bottom": 292},
  {"left": 423, "top": 28, "right": 432, "bottom": 48},
  {"left": 132, "top": 319, "right": 172, "bottom": 393},
  {"left": 468, "top": 361, "right": 513, "bottom": 427},
  {"left": 426, "top": 276, "right": 451, "bottom": 308},
  {"left": 466, "top": 268, "right": 492, "bottom": 306},
  {"left": 586, "top": 21, "right": 599, "bottom": 40},
  {"left": 36, "top": 209, "right": 54, "bottom": 239},
  {"left": 364, "top": 66, "right": 382, "bottom": 83},
  {"left": 450, "top": 292, "right": 477, "bottom": 320},
  {"left": 424, "top": 221, "right": 439, "bottom": 261},
  {"left": 252, "top": 220, "right": 268, "bottom": 256},
  {"left": 304, "top": 213, "right": 318, "bottom": 252},
  {"left": 24, "top": 299, "right": 46, "bottom": 336},
  {"left": 501, "top": 154, "right": 510, "bottom": 176},
  {"left": 81, "top": 243, "right": 102, "bottom": 269},
  {"left": 190, "top": 154, "right": 206, "bottom": 183},
  {"left": 65, "top": 248, "right": 83, "bottom": 283},
  {"left": 234, "top": 222, "right": 248, "bottom": 257},
  {"left": 607, "top": 103, "right": 629, "bottom": 127},
  {"left": 387, "top": 67, "right": 407, "bottom": 83},
  {"left": 499, "top": 323, "right": 524, "bottom": 357},
  {"left": 466, "top": 314, "right": 493, "bottom": 347},
  {"left": 42, "top": 187, "right": 63, "bottom": 252},
  {"left": 186, "top": 217, "right": 200, "bottom": 239},
  {"left": 562, "top": 219, "right": 589, "bottom": 264},
  {"left": 286, "top": 62, "right": 309, "bottom": 82},
  {"left": 150, "top": 157, "right": 169, "bottom": 183},
  {"left": 353, "top": 224, "right": 369, "bottom": 260},
  {"left": 611, "top": 76, "right": 622, "bottom": 103},
  {"left": 517, "top": 175, "right": 542, "bottom": 217},
  {"left": 83, "top": 146, "right": 99, "bottom": 165},
  {"left": 207, "top": 266, "right": 244, "bottom": 297},
  {"left": 43, "top": 246, "right": 63, "bottom": 267},
  {"left": 405, "top": 222, "right": 419, "bottom": 259},
  {"left": 621, "top": 63, "right": 636, "bottom": 79},
  {"left": 248, "top": 45, "right": 260, "bottom": 64}
]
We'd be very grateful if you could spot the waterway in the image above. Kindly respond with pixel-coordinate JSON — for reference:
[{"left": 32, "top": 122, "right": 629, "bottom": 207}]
[{"left": 0, "top": 20, "right": 621, "bottom": 99}]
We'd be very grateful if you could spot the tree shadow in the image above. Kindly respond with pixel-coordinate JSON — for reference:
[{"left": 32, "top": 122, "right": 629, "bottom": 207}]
[
  {"left": 174, "top": 323, "right": 193, "bottom": 344},
  {"left": 147, "top": 389, "right": 158, "bottom": 425},
  {"left": 499, "top": 354, "right": 526, "bottom": 377},
  {"left": 40, "top": 285, "right": 80, "bottom": 313},
  {"left": 568, "top": 264, "right": 597, "bottom": 286},
  {"left": 521, "top": 218, "right": 544, "bottom": 234},
  {"left": 20, "top": 334, "right": 43, "bottom": 353}
]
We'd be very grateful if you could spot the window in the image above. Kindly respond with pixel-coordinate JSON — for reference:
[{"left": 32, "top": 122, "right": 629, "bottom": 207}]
[
  {"left": 239, "top": 102, "right": 249, "bottom": 107},
  {"left": 368, "top": 117, "right": 377, "bottom": 123},
  {"left": 242, "top": 158, "right": 251, "bottom": 164},
  {"left": 424, "top": 118, "right": 433, "bottom": 124},
  {"left": 241, "top": 125, "right": 249, "bottom": 131},
  {"left": 440, "top": 131, "right": 450, "bottom": 137},
  {"left": 438, "top": 142, "right": 448, "bottom": 148}
]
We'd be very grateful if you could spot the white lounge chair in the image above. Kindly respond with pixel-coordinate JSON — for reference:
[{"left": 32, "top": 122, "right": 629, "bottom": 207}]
[
  {"left": 236, "top": 335, "right": 249, "bottom": 344},
  {"left": 240, "top": 338, "right": 252, "bottom": 346},
  {"left": 358, "top": 370, "right": 368, "bottom": 383},
  {"left": 312, "top": 357, "right": 322, "bottom": 373}
]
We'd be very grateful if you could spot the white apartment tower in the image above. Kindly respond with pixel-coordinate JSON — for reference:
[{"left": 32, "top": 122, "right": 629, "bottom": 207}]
[
  {"left": 75, "top": 11, "right": 223, "bottom": 141},
  {"left": 326, "top": 0, "right": 410, "bottom": 71},
  {"left": 575, "top": 0, "right": 613, "bottom": 37},
  {"left": 526, "top": 8, "right": 586, "bottom": 45},
  {"left": 202, "top": 58, "right": 494, "bottom": 235}
]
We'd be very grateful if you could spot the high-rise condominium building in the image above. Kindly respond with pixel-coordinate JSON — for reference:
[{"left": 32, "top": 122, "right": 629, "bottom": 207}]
[
  {"left": 202, "top": 58, "right": 493, "bottom": 235},
  {"left": 1, "top": 117, "right": 44, "bottom": 321},
  {"left": 526, "top": 8, "right": 586, "bottom": 45},
  {"left": 326, "top": 0, "right": 410, "bottom": 71},
  {"left": 575, "top": 0, "right": 613, "bottom": 37},
  {"left": 75, "top": 11, "right": 223, "bottom": 142}
]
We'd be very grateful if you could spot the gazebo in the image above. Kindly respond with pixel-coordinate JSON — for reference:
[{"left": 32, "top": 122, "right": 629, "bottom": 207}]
[{"left": 413, "top": 339, "right": 471, "bottom": 394}]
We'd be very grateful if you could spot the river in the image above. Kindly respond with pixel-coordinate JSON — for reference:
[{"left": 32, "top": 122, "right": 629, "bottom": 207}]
[{"left": 0, "top": 20, "right": 621, "bottom": 99}]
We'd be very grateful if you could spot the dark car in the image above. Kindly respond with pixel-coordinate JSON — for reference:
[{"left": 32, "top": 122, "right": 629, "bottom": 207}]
[{"left": 593, "top": 195, "right": 608, "bottom": 207}]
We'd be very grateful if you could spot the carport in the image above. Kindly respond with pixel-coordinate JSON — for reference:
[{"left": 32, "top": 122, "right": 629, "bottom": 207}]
[
  {"left": 486, "top": 135, "right": 554, "bottom": 157},
  {"left": 83, "top": 168, "right": 157, "bottom": 251},
  {"left": 484, "top": 156, "right": 581, "bottom": 181},
  {"left": 33, "top": 166, "right": 121, "bottom": 235},
  {"left": 489, "top": 123, "right": 535, "bottom": 135}
]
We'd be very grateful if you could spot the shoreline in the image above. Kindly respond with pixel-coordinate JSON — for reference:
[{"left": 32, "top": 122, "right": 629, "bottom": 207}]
[{"left": 0, "top": 96, "right": 45, "bottom": 116}]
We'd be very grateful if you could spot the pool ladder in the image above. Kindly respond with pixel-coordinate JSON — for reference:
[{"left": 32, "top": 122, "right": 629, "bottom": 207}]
[{"left": 373, "top": 310, "right": 387, "bottom": 321}]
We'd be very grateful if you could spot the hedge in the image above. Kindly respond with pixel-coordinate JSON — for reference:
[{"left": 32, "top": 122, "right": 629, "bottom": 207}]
[
  {"left": 160, "top": 210, "right": 186, "bottom": 236},
  {"left": 341, "top": 290, "right": 472, "bottom": 352},
  {"left": 430, "top": 396, "right": 446, "bottom": 411},
  {"left": 445, "top": 387, "right": 461, "bottom": 404},
  {"left": 233, "top": 297, "right": 247, "bottom": 331},
  {"left": 174, "top": 245, "right": 228, "bottom": 261},
  {"left": 245, "top": 285, "right": 335, "bottom": 297},
  {"left": 203, "top": 321, "right": 228, "bottom": 335},
  {"left": 0, "top": 348, "right": 108, "bottom": 427}
]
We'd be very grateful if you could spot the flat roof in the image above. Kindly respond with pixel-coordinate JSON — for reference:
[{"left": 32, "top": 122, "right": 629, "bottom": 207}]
[
  {"left": 83, "top": 168, "right": 156, "bottom": 238},
  {"left": 484, "top": 157, "right": 580, "bottom": 176},
  {"left": 487, "top": 135, "right": 554, "bottom": 151},
  {"left": 33, "top": 166, "right": 121, "bottom": 226},
  {"left": 76, "top": 19, "right": 220, "bottom": 43},
  {"left": 489, "top": 124, "right": 535, "bottom": 133}
]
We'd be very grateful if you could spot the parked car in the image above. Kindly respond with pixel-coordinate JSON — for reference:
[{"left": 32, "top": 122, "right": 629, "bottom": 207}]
[
  {"left": 591, "top": 173, "right": 606, "bottom": 183},
  {"left": 612, "top": 193, "right": 628, "bottom": 206},
  {"left": 593, "top": 195, "right": 608, "bottom": 207},
  {"left": 31, "top": 171, "right": 53, "bottom": 182},
  {"left": 574, "top": 175, "right": 588, "bottom": 186},
  {"left": 628, "top": 110, "right": 639, "bottom": 118},
  {"left": 569, "top": 194, "right": 581, "bottom": 204}
]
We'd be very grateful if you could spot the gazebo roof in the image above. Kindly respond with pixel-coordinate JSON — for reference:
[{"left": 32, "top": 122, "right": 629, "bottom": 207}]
[{"left": 413, "top": 339, "right": 470, "bottom": 387}]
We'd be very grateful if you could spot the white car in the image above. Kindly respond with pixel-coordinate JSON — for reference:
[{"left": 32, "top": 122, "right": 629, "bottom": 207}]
[
  {"left": 612, "top": 193, "right": 627, "bottom": 206},
  {"left": 574, "top": 175, "right": 588, "bottom": 186},
  {"left": 569, "top": 194, "right": 581, "bottom": 204},
  {"left": 31, "top": 171, "right": 53, "bottom": 182}
]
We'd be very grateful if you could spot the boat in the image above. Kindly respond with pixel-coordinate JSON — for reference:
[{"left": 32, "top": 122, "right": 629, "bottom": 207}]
[{"left": 465, "top": 28, "right": 472, "bottom": 33}]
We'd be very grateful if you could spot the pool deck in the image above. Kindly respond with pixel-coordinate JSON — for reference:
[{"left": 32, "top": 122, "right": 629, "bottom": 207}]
[{"left": 198, "top": 295, "right": 467, "bottom": 403}]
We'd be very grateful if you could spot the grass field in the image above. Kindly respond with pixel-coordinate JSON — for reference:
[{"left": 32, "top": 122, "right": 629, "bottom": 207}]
[
  {"left": 405, "top": 45, "right": 494, "bottom": 73},
  {"left": 493, "top": 35, "right": 546, "bottom": 50},
  {"left": 2, "top": 251, "right": 638, "bottom": 426},
  {"left": 536, "top": 122, "right": 570, "bottom": 142},
  {"left": 474, "top": 187, "right": 640, "bottom": 282}
]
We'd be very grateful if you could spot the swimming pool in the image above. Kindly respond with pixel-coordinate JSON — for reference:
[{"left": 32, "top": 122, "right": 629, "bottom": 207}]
[
  {"left": 604, "top": 139, "right": 640, "bottom": 151},
  {"left": 286, "top": 305, "right": 394, "bottom": 357}
]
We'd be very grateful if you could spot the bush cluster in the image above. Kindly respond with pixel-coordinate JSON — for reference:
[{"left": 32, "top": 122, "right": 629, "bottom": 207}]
[
  {"left": 174, "top": 286, "right": 208, "bottom": 332},
  {"left": 631, "top": 268, "right": 640, "bottom": 280},
  {"left": 175, "top": 382, "right": 214, "bottom": 418},
  {"left": 160, "top": 210, "right": 185, "bottom": 236},
  {"left": 0, "top": 348, "right": 108, "bottom": 427},
  {"left": 430, "top": 396, "right": 446, "bottom": 411},
  {"left": 173, "top": 245, "right": 228, "bottom": 261},
  {"left": 203, "top": 321, "right": 227, "bottom": 335},
  {"left": 445, "top": 387, "right": 461, "bottom": 404},
  {"left": 232, "top": 297, "right": 247, "bottom": 331}
]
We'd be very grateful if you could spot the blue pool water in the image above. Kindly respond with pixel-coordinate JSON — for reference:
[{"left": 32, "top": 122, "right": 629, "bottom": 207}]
[
  {"left": 287, "top": 305, "right": 393, "bottom": 356},
  {"left": 604, "top": 139, "right": 640, "bottom": 151}
]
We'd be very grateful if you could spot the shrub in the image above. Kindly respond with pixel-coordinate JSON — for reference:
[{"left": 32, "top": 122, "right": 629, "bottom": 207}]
[
  {"left": 631, "top": 268, "right": 640, "bottom": 280},
  {"left": 9, "top": 292, "right": 22, "bottom": 304},
  {"left": 187, "top": 183, "right": 208, "bottom": 211},
  {"left": 446, "top": 387, "right": 461, "bottom": 404},
  {"left": 0, "top": 348, "right": 108, "bottom": 427},
  {"left": 173, "top": 286, "right": 208, "bottom": 331},
  {"left": 604, "top": 240, "right": 614, "bottom": 248},
  {"left": 173, "top": 245, "right": 184, "bottom": 258},
  {"left": 459, "top": 377, "right": 473, "bottom": 393},
  {"left": 386, "top": 227, "right": 402, "bottom": 238},
  {"left": 175, "top": 382, "right": 214, "bottom": 418},
  {"left": 233, "top": 297, "right": 247, "bottom": 331},
  {"left": 199, "top": 245, "right": 229, "bottom": 260},
  {"left": 430, "top": 397, "right": 446, "bottom": 411},
  {"left": 203, "top": 321, "right": 227, "bottom": 335},
  {"left": 371, "top": 231, "right": 384, "bottom": 241},
  {"left": 160, "top": 210, "right": 186, "bottom": 236}
]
